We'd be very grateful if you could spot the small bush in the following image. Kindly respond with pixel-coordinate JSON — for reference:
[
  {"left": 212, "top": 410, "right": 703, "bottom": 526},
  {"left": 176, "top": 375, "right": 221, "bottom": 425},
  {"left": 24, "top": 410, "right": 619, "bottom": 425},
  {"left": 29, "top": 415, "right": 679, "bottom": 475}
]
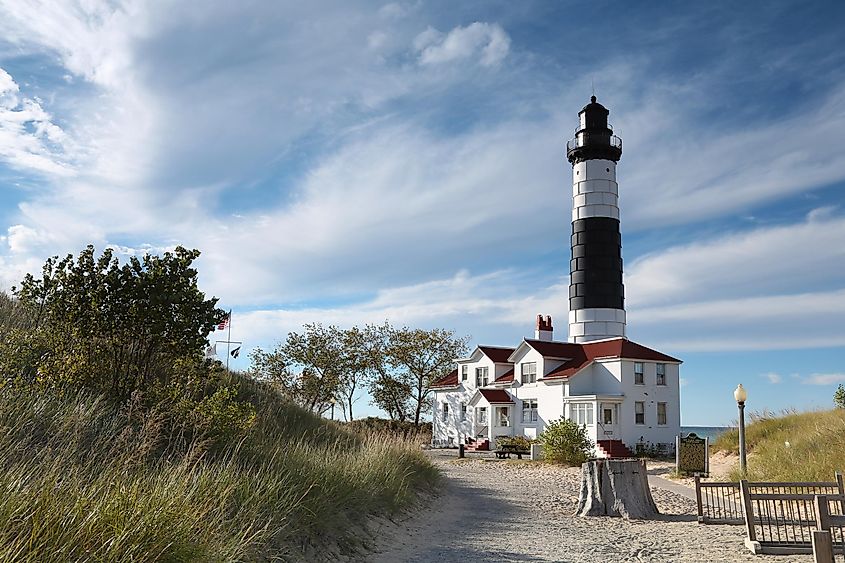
[
  {"left": 538, "top": 418, "right": 593, "bottom": 465},
  {"left": 496, "top": 436, "right": 534, "bottom": 450}
]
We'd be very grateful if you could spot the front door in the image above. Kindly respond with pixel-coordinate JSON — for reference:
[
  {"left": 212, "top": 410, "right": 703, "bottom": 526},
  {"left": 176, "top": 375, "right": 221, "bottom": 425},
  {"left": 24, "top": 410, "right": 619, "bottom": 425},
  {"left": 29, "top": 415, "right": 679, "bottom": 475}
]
[{"left": 599, "top": 402, "right": 619, "bottom": 438}]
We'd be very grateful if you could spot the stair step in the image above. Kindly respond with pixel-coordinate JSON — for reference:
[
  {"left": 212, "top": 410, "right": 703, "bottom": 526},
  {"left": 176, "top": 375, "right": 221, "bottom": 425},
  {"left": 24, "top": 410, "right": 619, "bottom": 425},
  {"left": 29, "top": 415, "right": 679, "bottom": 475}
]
[{"left": 597, "top": 440, "right": 634, "bottom": 458}]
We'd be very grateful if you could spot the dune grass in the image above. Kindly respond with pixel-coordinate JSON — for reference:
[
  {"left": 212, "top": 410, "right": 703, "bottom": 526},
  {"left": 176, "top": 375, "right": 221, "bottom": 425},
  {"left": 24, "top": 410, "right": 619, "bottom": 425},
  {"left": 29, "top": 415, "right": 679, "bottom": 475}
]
[
  {"left": 0, "top": 377, "right": 439, "bottom": 562},
  {"left": 711, "top": 408, "right": 845, "bottom": 482}
]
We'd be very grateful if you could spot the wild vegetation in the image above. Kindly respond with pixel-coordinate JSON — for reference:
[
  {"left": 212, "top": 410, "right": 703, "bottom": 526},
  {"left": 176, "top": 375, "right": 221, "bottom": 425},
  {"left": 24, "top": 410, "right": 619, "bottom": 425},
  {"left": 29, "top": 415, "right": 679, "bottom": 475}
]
[
  {"left": 0, "top": 246, "right": 440, "bottom": 561},
  {"left": 712, "top": 408, "right": 845, "bottom": 482},
  {"left": 538, "top": 418, "right": 594, "bottom": 465}
]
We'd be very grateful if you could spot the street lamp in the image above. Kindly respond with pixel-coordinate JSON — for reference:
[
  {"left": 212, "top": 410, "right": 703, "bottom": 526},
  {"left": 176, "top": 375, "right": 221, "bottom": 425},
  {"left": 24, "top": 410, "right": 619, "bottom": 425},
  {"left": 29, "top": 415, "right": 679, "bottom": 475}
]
[
  {"left": 734, "top": 384, "right": 748, "bottom": 476},
  {"left": 329, "top": 398, "right": 336, "bottom": 421}
]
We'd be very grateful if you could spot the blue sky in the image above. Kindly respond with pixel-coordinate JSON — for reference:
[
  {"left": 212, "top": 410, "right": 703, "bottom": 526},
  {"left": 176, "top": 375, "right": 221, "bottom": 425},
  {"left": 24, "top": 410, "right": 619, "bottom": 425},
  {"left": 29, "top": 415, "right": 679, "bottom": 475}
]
[{"left": 1, "top": 1, "right": 844, "bottom": 426}]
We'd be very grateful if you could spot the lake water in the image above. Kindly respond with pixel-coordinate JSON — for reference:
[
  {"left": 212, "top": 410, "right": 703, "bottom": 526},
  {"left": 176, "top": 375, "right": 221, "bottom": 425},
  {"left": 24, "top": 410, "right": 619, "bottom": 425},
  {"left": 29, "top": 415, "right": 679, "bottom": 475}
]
[{"left": 681, "top": 426, "right": 733, "bottom": 441}]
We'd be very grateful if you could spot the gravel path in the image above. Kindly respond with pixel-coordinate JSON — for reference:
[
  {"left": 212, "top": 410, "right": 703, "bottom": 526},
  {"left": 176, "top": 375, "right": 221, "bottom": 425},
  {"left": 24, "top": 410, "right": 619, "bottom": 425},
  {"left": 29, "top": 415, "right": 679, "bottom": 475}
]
[{"left": 366, "top": 452, "right": 814, "bottom": 563}]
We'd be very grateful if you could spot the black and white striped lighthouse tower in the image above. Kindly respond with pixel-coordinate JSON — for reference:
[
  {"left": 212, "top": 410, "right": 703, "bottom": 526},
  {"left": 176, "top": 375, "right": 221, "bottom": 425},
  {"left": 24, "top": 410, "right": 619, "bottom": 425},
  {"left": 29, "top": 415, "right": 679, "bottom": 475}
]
[{"left": 566, "top": 96, "right": 625, "bottom": 343}]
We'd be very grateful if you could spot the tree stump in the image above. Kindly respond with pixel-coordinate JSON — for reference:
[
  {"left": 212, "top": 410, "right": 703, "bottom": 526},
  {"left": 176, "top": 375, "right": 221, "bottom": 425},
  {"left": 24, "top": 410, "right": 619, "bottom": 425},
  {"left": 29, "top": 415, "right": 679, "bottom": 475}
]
[{"left": 575, "top": 458, "right": 659, "bottom": 519}]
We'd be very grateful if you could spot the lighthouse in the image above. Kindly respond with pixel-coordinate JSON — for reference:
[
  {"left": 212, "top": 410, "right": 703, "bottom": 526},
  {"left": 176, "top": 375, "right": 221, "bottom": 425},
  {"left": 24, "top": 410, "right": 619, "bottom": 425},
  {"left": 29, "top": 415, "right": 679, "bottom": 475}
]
[{"left": 566, "top": 96, "right": 626, "bottom": 343}]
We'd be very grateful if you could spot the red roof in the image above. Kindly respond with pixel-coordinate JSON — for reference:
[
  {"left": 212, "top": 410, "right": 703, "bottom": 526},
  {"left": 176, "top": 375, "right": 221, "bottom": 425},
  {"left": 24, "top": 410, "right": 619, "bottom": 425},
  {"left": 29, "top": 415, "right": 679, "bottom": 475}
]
[
  {"left": 430, "top": 369, "right": 459, "bottom": 389},
  {"left": 492, "top": 368, "right": 514, "bottom": 384},
  {"left": 478, "top": 346, "right": 516, "bottom": 363},
  {"left": 522, "top": 339, "right": 583, "bottom": 359},
  {"left": 544, "top": 338, "right": 681, "bottom": 379},
  {"left": 479, "top": 389, "right": 514, "bottom": 403}
]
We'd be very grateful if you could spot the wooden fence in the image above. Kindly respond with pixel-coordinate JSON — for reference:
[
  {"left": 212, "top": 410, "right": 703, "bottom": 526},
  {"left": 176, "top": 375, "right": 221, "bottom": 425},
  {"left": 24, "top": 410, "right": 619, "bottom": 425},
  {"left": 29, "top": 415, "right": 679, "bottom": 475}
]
[
  {"left": 812, "top": 494, "right": 845, "bottom": 563},
  {"left": 695, "top": 474, "right": 843, "bottom": 526},
  {"left": 695, "top": 477, "right": 742, "bottom": 524},
  {"left": 740, "top": 474, "right": 845, "bottom": 555}
]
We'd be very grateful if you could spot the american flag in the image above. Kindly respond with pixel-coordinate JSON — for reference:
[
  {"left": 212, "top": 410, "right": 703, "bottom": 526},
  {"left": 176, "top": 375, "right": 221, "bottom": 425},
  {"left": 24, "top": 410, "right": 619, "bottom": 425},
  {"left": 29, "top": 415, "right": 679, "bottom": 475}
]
[{"left": 217, "top": 312, "right": 230, "bottom": 331}]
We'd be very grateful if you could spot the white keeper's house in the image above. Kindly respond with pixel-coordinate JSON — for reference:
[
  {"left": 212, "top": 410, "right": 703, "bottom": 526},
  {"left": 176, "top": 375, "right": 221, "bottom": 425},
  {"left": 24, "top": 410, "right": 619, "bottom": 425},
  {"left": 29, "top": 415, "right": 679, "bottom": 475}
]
[{"left": 430, "top": 97, "right": 682, "bottom": 458}]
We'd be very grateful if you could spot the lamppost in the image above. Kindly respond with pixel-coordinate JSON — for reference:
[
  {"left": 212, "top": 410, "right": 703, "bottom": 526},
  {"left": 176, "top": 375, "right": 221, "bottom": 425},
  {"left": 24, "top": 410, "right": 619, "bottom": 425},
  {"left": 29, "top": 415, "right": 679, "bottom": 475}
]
[
  {"left": 329, "top": 398, "right": 336, "bottom": 421},
  {"left": 734, "top": 384, "right": 748, "bottom": 476}
]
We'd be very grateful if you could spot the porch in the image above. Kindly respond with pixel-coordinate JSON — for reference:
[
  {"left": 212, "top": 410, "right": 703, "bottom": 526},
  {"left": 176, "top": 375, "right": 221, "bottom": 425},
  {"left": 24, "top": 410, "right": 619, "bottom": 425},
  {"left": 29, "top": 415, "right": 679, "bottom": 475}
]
[
  {"left": 467, "top": 389, "right": 515, "bottom": 450},
  {"left": 563, "top": 394, "right": 626, "bottom": 457}
]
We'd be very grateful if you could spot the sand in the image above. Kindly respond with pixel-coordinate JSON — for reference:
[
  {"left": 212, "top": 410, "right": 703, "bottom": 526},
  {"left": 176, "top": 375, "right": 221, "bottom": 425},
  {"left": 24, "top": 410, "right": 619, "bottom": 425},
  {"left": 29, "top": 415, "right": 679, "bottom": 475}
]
[{"left": 363, "top": 451, "right": 814, "bottom": 563}]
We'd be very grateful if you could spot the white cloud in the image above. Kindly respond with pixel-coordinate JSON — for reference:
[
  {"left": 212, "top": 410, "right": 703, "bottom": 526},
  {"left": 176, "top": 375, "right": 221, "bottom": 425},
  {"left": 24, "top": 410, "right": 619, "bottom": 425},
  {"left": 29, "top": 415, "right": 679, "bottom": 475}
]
[
  {"left": 415, "top": 22, "right": 510, "bottom": 67},
  {"left": 227, "top": 268, "right": 567, "bottom": 356},
  {"left": 761, "top": 372, "right": 782, "bottom": 384},
  {"left": 618, "top": 83, "right": 845, "bottom": 229},
  {"left": 626, "top": 212, "right": 845, "bottom": 307},
  {"left": 801, "top": 373, "right": 845, "bottom": 386},
  {"left": 0, "top": 68, "right": 74, "bottom": 176}
]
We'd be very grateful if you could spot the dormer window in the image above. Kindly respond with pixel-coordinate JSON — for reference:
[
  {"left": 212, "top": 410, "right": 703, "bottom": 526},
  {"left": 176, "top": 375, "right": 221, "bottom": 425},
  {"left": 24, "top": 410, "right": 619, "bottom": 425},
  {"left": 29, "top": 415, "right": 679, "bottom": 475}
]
[
  {"left": 475, "top": 367, "right": 489, "bottom": 387},
  {"left": 520, "top": 362, "right": 537, "bottom": 384},
  {"left": 461, "top": 364, "right": 468, "bottom": 381}
]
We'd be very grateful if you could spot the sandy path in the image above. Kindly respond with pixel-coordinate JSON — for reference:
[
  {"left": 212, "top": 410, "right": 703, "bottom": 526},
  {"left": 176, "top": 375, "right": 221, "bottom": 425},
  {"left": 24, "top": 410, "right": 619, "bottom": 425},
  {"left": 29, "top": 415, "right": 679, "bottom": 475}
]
[{"left": 366, "top": 452, "right": 814, "bottom": 563}]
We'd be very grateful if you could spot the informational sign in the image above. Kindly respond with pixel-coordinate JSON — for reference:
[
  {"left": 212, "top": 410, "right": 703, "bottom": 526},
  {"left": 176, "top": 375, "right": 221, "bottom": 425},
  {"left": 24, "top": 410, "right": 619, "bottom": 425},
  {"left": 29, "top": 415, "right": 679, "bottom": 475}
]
[{"left": 676, "top": 432, "right": 709, "bottom": 476}]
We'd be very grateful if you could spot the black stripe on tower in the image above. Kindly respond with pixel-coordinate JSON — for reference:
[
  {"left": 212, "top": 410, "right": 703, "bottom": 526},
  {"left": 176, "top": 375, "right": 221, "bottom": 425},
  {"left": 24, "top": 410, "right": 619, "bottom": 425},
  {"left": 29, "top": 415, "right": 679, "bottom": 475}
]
[{"left": 569, "top": 217, "right": 624, "bottom": 310}]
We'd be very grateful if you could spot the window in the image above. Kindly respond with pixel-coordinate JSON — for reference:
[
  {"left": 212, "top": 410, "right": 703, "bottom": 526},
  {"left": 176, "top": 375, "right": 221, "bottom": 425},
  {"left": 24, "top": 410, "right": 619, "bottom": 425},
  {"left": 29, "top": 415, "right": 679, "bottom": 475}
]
[
  {"left": 657, "top": 403, "right": 667, "bottom": 425},
  {"left": 496, "top": 406, "right": 510, "bottom": 427},
  {"left": 635, "top": 401, "right": 645, "bottom": 425},
  {"left": 476, "top": 406, "right": 487, "bottom": 424},
  {"left": 520, "top": 362, "right": 537, "bottom": 384},
  {"left": 570, "top": 403, "right": 594, "bottom": 426},
  {"left": 441, "top": 402, "right": 449, "bottom": 422},
  {"left": 461, "top": 403, "right": 467, "bottom": 420},
  {"left": 603, "top": 407, "right": 613, "bottom": 425},
  {"left": 475, "top": 367, "right": 489, "bottom": 387},
  {"left": 461, "top": 365, "right": 468, "bottom": 381},
  {"left": 522, "top": 399, "right": 538, "bottom": 423},
  {"left": 634, "top": 362, "right": 644, "bottom": 385},
  {"left": 656, "top": 363, "right": 666, "bottom": 386}
]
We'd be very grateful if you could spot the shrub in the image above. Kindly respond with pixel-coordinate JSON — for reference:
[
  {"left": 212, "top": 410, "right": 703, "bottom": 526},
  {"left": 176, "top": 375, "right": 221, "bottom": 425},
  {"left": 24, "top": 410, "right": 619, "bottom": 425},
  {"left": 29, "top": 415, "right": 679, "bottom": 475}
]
[
  {"left": 538, "top": 417, "right": 594, "bottom": 465},
  {"left": 496, "top": 435, "right": 534, "bottom": 450}
]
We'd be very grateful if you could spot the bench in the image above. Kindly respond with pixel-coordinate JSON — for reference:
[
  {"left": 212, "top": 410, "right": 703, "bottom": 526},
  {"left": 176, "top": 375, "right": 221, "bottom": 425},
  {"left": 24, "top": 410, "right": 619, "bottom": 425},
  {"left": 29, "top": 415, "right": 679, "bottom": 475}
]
[{"left": 495, "top": 445, "right": 530, "bottom": 459}]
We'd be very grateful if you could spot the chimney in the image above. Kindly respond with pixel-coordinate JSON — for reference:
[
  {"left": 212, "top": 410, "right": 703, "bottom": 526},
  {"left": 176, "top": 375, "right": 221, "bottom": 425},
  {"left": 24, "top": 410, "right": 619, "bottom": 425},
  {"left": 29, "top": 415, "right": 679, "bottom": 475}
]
[{"left": 535, "top": 314, "right": 553, "bottom": 342}]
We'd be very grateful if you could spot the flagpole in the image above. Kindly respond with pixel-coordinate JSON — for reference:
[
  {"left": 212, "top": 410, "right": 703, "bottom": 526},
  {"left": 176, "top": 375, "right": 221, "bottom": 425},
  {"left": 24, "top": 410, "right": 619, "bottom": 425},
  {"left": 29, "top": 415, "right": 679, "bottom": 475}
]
[{"left": 225, "top": 309, "right": 232, "bottom": 372}]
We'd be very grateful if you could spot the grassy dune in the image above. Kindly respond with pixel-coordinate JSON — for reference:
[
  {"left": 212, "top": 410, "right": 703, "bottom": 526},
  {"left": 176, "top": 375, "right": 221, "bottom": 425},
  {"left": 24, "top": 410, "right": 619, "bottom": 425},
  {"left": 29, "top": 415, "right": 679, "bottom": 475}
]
[
  {"left": 711, "top": 408, "right": 845, "bottom": 482},
  {"left": 0, "top": 377, "right": 439, "bottom": 561}
]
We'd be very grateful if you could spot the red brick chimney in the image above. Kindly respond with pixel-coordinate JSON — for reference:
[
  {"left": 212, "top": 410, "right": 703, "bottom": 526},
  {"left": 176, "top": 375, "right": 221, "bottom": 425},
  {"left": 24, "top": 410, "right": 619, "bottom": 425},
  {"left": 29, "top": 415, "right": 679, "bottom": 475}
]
[{"left": 535, "top": 314, "right": 553, "bottom": 341}]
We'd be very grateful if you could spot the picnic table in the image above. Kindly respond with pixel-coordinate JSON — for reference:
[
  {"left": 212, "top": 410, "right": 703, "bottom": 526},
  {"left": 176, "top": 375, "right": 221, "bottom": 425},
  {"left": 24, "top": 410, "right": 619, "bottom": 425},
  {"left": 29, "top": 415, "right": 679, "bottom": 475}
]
[{"left": 495, "top": 444, "right": 530, "bottom": 459}]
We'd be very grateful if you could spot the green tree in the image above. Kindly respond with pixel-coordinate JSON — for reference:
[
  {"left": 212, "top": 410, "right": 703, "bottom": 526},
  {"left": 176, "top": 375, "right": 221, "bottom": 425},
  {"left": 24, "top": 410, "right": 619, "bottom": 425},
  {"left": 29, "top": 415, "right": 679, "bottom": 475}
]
[
  {"left": 387, "top": 326, "right": 469, "bottom": 427},
  {"left": 8, "top": 245, "right": 225, "bottom": 397},
  {"left": 361, "top": 323, "right": 412, "bottom": 422},
  {"left": 250, "top": 323, "right": 347, "bottom": 415},
  {"left": 539, "top": 417, "right": 594, "bottom": 465},
  {"left": 835, "top": 384, "right": 845, "bottom": 409},
  {"left": 334, "top": 326, "right": 371, "bottom": 421}
]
